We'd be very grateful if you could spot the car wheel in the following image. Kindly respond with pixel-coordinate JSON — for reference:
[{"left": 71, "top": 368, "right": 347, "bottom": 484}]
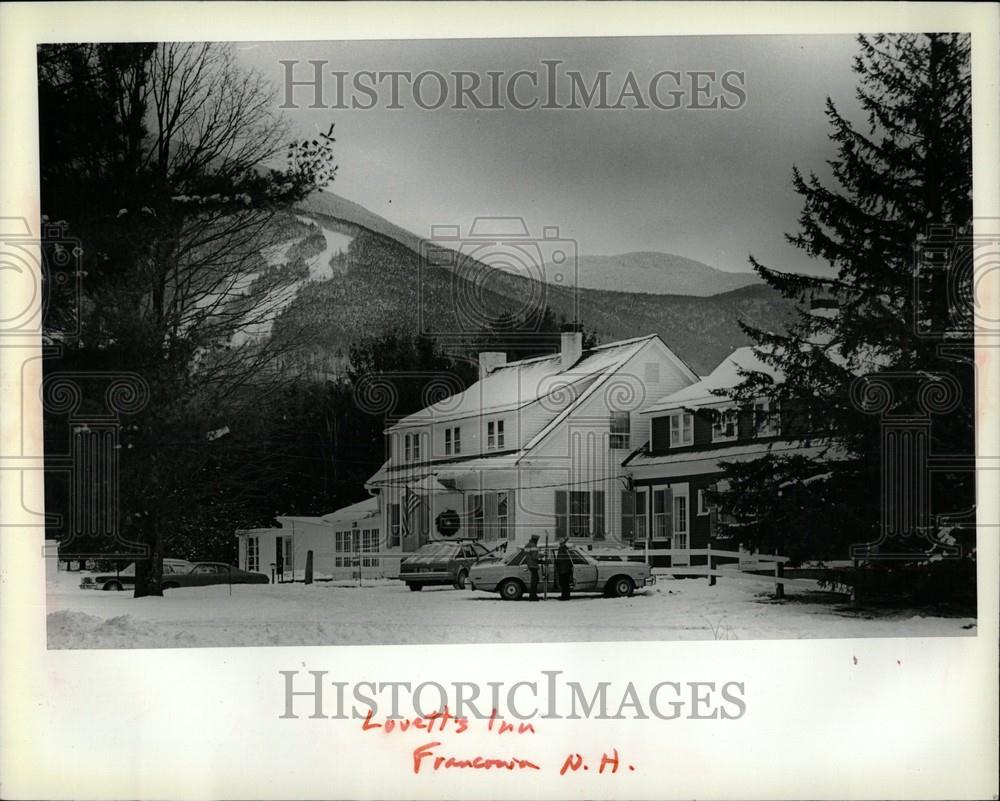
[
  {"left": 102, "top": 581, "right": 122, "bottom": 592},
  {"left": 407, "top": 583, "right": 423, "bottom": 591},
  {"left": 499, "top": 579, "right": 524, "bottom": 601},
  {"left": 608, "top": 576, "right": 635, "bottom": 598},
  {"left": 454, "top": 569, "right": 469, "bottom": 590},
  {"left": 162, "top": 582, "right": 179, "bottom": 591}
]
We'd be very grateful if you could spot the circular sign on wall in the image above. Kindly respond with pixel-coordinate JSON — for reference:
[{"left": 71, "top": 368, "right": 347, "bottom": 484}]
[{"left": 435, "top": 509, "right": 461, "bottom": 538}]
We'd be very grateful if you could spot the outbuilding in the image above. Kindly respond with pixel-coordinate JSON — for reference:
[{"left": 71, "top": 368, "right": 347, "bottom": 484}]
[{"left": 236, "top": 497, "right": 398, "bottom": 581}]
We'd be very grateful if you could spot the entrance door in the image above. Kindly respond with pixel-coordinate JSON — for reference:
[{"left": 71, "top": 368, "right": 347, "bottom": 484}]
[{"left": 275, "top": 536, "right": 293, "bottom": 580}]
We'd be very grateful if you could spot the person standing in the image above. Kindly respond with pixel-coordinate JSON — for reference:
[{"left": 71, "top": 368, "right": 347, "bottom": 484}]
[
  {"left": 554, "top": 538, "right": 574, "bottom": 600},
  {"left": 524, "top": 535, "right": 541, "bottom": 601}
]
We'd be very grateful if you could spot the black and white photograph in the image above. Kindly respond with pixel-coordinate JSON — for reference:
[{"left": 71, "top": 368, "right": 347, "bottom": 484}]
[
  {"left": 36, "top": 31, "right": 980, "bottom": 647},
  {"left": 1, "top": 3, "right": 997, "bottom": 799}
]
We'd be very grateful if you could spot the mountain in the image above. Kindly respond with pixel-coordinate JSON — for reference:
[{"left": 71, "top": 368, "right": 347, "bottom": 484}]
[
  {"left": 297, "top": 190, "right": 426, "bottom": 256},
  {"left": 265, "top": 191, "right": 795, "bottom": 376},
  {"left": 545, "top": 252, "right": 761, "bottom": 296}
]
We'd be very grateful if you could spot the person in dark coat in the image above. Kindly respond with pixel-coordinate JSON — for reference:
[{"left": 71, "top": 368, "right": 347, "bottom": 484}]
[
  {"left": 554, "top": 538, "right": 574, "bottom": 600},
  {"left": 524, "top": 535, "right": 541, "bottom": 601}
]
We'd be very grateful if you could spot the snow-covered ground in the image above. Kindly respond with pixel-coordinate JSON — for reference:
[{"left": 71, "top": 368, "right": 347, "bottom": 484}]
[{"left": 46, "top": 570, "right": 975, "bottom": 649}]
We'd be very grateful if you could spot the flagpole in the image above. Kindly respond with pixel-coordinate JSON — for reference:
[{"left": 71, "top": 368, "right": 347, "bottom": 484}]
[{"left": 543, "top": 532, "right": 548, "bottom": 601}]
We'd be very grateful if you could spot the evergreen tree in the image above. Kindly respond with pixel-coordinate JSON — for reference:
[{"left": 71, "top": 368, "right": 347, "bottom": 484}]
[
  {"left": 715, "top": 33, "right": 974, "bottom": 600},
  {"left": 38, "top": 43, "right": 337, "bottom": 596}
]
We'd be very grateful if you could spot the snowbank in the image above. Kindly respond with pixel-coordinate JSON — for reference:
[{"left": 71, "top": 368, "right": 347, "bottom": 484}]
[{"left": 47, "top": 569, "right": 974, "bottom": 650}]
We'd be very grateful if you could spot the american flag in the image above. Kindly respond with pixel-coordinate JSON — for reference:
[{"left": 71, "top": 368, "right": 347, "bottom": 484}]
[{"left": 403, "top": 487, "right": 422, "bottom": 538}]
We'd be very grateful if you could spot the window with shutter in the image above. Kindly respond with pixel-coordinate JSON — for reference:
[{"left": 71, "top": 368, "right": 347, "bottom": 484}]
[
  {"left": 485, "top": 492, "right": 498, "bottom": 540},
  {"left": 470, "top": 495, "right": 484, "bottom": 539},
  {"left": 635, "top": 488, "right": 648, "bottom": 541},
  {"left": 497, "top": 491, "right": 509, "bottom": 539},
  {"left": 592, "top": 491, "right": 605, "bottom": 539},
  {"left": 652, "top": 487, "right": 673, "bottom": 540},
  {"left": 554, "top": 490, "right": 568, "bottom": 539},
  {"left": 669, "top": 413, "right": 693, "bottom": 447},
  {"left": 620, "top": 490, "right": 635, "bottom": 543},
  {"left": 609, "top": 411, "right": 630, "bottom": 449},
  {"left": 711, "top": 407, "right": 738, "bottom": 442},
  {"left": 389, "top": 503, "right": 401, "bottom": 547},
  {"left": 569, "top": 491, "right": 591, "bottom": 537}
]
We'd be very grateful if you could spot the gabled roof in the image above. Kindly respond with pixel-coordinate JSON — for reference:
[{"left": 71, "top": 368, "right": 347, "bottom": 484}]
[
  {"left": 390, "top": 334, "right": 674, "bottom": 430},
  {"left": 643, "top": 346, "right": 781, "bottom": 413}
]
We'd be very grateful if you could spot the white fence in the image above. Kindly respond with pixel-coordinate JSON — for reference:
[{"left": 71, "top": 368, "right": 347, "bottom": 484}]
[{"left": 648, "top": 547, "right": 846, "bottom": 597}]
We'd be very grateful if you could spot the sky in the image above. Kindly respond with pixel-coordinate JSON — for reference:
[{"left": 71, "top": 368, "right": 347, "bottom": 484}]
[{"left": 238, "top": 35, "right": 865, "bottom": 276}]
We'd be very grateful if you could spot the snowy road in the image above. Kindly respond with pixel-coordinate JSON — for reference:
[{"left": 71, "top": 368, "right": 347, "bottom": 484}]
[{"left": 46, "top": 571, "right": 975, "bottom": 649}]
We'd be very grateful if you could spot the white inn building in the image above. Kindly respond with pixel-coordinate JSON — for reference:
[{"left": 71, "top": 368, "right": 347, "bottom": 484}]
[{"left": 365, "top": 327, "right": 699, "bottom": 552}]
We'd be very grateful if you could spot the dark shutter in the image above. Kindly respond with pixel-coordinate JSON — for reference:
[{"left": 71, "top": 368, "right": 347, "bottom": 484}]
[
  {"left": 620, "top": 490, "right": 635, "bottom": 542},
  {"left": 665, "top": 488, "right": 673, "bottom": 538},
  {"left": 593, "top": 491, "right": 605, "bottom": 539},
  {"left": 485, "top": 492, "right": 498, "bottom": 539},
  {"left": 651, "top": 416, "right": 669, "bottom": 453},
  {"left": 555, "top": 490, "right": 567, "bottom": 538}
]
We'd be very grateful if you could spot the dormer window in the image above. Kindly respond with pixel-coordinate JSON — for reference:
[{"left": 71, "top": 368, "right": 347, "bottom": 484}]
[
  {"left": 487, "top": 420, "right": 505, "bottom": 450},
  {"left": 711, "top": 407, "right": 738, "bottom": 443},
  {"left": 753, "top": 400, "right": 779, "bottom": 438},
  {"left": 669, "top": 411, "right": 693, "bottom": 447}
]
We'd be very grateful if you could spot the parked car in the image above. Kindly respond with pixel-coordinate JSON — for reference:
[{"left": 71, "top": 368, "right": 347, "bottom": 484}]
[
  {"left": 161, "top": 562, "right": 270, "bottom": 589},
  {"left": 398, "top": 540, "right": 498, "bottom": 591},
  {"left": 79, "top": 559, "right": 193, "bottom": 591},
  {"left": 467, "top": 543, "right": 654, "bottom": 600},
  {"left": 80, "top": 560, "right": 268, "bottom": 591}
]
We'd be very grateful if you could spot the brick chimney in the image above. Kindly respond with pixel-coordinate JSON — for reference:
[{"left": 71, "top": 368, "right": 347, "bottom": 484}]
[
  {"left": 560, "top": 323, "right": 583, "bottom": 371},
  {"left": 478, "top": 351, "right": 507, "bottom": 380}
]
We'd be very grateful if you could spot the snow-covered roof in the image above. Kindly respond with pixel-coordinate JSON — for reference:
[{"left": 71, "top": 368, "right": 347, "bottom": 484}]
[
  {"left": 365, "top": 453, "right": 521, "bottom": 490},
  {"left": 643, "top": 346, "right": 782, "bottom": 412},
  {"left": 390, "top": 335, "right": 665, "bottom": 430},
  {"left": 320, "top": 496, "right": 380, "bottom": 526},
  {"left": 623, "top": 438, "right": 844, "bottom": 476}
]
